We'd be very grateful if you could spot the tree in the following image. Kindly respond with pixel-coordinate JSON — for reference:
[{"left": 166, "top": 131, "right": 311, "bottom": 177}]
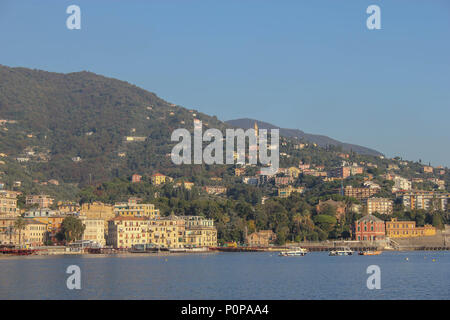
[
  {"left": 313, "top": 214, "right": 337, "bottom": 233},
  {"left": 14, "top": 217, "right": 26, "bottom": 247},
  {"left": 58, "top": 217, "right": 86, "bottom": 243}
]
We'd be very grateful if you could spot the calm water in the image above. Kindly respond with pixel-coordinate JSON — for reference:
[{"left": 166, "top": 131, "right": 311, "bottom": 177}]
[{"left": 0, "top": 251, "right": 448, "bottom": 299}]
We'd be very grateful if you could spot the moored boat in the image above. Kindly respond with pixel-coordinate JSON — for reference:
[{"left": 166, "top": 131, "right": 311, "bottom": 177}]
[
  {"left": 358, "top": 250, "right": 382, "bottom": 256},
  {"left": 329, "top": 248, "right": 353, "bottom": 256},
  {"left": 279, "top": 247, "right": 307, "bottom": 256}
]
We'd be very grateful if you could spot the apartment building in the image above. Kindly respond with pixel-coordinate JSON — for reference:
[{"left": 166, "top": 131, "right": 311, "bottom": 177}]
[
  {"left": 147, "top": 216, "right": 186, "bottom": 249},
  {"left": 107, "top": 215, "right": 217, "bottom": 249},
  {"left": 26, "top": 195, "right": 54, "bottom": 208},
  {"left": 366, "top": 197, "right": 394, "bottom": 215},
  {"left": 113, "top": 198, "right": 160, "bottom": 218},
  {"left": 0, "top": 218, "right": 47, "bottom": 247},
  {"left": 392, "top": 176, "right": 412, "bottom": 192},
  {"left": 0, "top": 190, "right": 19, "bottom": 217},
  {"left": 397, "top": 191, "right": 449, "bottom": 211},
  {"left": 329, "top": 166, "right": 363, "bottom": 179},
  {"left": 182, "top": 216, "right": 217, "bottom": 248},
  {"left": 344, "top": 186, "right": 379, "bottom": 201},
  {"left": 107, "top": 216, "right": 150, "bottom": 249},
  {"left": 80, "top": 217, "right": 105, "bottom": 246}
]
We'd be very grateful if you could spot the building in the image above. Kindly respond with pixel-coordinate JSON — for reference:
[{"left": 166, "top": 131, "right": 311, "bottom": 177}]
[
  {"left": 278, "top": 185, "right": 305, "bottom": 198},
  {"left": 0, "top": 190, "right": 19, "bottom": 217},
  {"left": 26, "top": 195, "right": 54, "bottom": 208},
  {"left": 234, "top": 167, "right": 246, "bottom": 177},
  {"left": 182, "top": 216, "right": 217, "bottom": 248},
  {"left": 203, "top": 186, "right": 227, "bottom": 195},
  {"left": 113, "top": 199, "right": 160, "bottom": 218},
  {"left": 423, "top": 166, "right": 434, "bottom": 174},
  {"left": 329, "top": 166, "right": 363, "bottom": 179},
  {"left": 107, "top": 215, "right": 217, "bottom": 249},
  {"left": 80, "top": 202, "right": 115, "bottom": 236},
  {"left": 246, "top": 230, "right": 277, "bottom": 247},
  {"left": 392, "top": 176, "right": 412, "bottom": 192},
  {"left": 0, "top": 218, "right": 47, "bottom": 247},
  {"left": 57, "top": 201, "right": 81, "bottom": 213},
  {"left": 124, "top": 136, "right": 147, "bottom": 142},
  {"left": 287, "top": 167, "right": 301, "bottom": 178},
  {"left": 131, "top": 174, "right": 142, "bottom": 183},
  {"left": 274, "top": 176, "right": 294, "bottom": 186},
  {"left": 397, "top": 191, "right": 449, "bottom": 211},
  {"left": 366, "top": 198, "right": 394, "bottom": 215},
  {"left": 352, "top": 215, "right": 385, "bottom": 241},
  {"left": 344, "top": 186, "right": 379, "bottom": 201},
  {"left": 386, "top": 218, "right": 436, "bottom": 238},
  {"left": 147, "top": 216, "right": 186, "bottom": 248},
  {"left": 80, "top": 217, "right": 105, "bottom": 246},
  {"left": 24, "top": 208, "right": 60, "bottom": 218},
  {"left": 174, "top": 181, "right": 194, "bottom": 190},
  {"left": 242, "top": 176, "right": 258, "bottom": 185},
  {"left": 107, "top": 216, "right": 150, "bottom": 249},
  {"left": 151, "top": 173, "right": 173, "bottom": 185}
]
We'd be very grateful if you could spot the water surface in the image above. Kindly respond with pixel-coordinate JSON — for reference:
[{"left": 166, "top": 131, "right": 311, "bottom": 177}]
[{"left": 0, "top": 251, "right": 448, "bottom": 299}]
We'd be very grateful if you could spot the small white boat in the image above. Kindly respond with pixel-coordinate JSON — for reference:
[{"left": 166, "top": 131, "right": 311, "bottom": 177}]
[
  {"left": 279, "top": 247, "right": 308, "bottom": 256},
  {"left": 329, "top": 248, "right": 353, "bottom": 256}
]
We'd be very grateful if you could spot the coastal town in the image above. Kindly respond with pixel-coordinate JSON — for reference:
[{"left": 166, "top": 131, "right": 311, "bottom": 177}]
[{"left": 1, "top": 123, "right": 449, "bottom": 255}]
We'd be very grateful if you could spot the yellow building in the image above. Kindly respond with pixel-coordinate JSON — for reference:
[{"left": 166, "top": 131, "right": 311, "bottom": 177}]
[
  {"left": 107, "top": 216, "right": 150, "bottom": 249},
  {"left": 148, "top": 216, "right": 186, "bottom": 249},
  {"left": 57, "top": 201, "right": 81, "bottom": 213},
  {"left": 107, "top": 215, "right": 217, "bottom": 249},
  {"left": 278, "top": 185, "right": 305, "bottom": 198},
  {"left": 0, "top": 218, "right": 47, "bottom": 247},
  {"left": 183, "top": 216, "right": 217, "bottom": 248},
  {"left": 151, "top": 173, "right": 173, "bottom": 185},
  {"left": 174, "top": 181, "right": 194, "bottom": 190},
  {"left": 31, "top": 216, "right": 65, "bottom": 237},
  {"left": 386, "top": 218, "right": 436, "bottom": 238},
  {"left": 114, "top": 199, "right": 160, "bottom": 218},
  {"left": 0, "top": 190, "right": 19, "bottom": 217},
  {"left": 80, "top": 202, "right": 115, "bottom": 234},
  {"left": 287, "top": 167, "right": 301, "bottom": 178}
]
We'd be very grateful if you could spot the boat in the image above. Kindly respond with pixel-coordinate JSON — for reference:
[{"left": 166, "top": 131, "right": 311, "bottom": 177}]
[
  {"left": 279, "top": 247, "right": 307, "bottom": 256},
  {"left": 358, "top": 250, "right": 382, "bottom": 256},
  {"left": 329, "top": 248, "right": 353, "bottom": 256}
]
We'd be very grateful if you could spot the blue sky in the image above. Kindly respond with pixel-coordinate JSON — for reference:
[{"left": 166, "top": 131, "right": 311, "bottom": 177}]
[{"left": 1, "top": 0, "right": 449, "bottom": 166}]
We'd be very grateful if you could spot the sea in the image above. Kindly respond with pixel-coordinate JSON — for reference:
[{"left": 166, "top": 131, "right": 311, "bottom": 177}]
[{"left": 0, "top": 251, "right": 448, "bottom": 299}]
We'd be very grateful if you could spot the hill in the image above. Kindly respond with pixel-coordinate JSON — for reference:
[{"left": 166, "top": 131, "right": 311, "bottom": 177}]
[
  {"left": 226, "top": 118, "right": 383, "bottom": 156},
  {"left": 0, "top": 65, "right": 225, "bottom": 187}
]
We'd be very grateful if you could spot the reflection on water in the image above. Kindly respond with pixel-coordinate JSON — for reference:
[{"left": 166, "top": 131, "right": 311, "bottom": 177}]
[{"left": 0, "top": 251, "right": 448, "bottom": 299}]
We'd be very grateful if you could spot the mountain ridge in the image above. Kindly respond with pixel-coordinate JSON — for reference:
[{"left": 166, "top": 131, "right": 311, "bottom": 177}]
[{"left": 226, "top": 118, "right": 383, "bottom": 157}]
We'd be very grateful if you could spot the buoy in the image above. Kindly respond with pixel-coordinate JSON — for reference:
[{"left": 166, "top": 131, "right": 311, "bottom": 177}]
[
  {"left": 432, "top": 259, "right": 436, "bottom": 262},
  {"left": 405, "top": 257, "right": 409, "bottom": 261}
]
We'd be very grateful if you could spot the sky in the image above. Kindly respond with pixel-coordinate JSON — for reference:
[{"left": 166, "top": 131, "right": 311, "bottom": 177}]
[{"left": 0, "top": 0, "right": 449, "bottom": 166}]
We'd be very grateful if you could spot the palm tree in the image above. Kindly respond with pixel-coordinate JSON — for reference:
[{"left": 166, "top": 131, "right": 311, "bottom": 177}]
[{"left": 14, "top": 217, "right": 26, "bottom": 248}]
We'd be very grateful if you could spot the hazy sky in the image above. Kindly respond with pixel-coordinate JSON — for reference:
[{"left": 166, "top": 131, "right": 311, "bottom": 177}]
[{"left": 1, "top": 0, "right": 449, "bottom": 166}]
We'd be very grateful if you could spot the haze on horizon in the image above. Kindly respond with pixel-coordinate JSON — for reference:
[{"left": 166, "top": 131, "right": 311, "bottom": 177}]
[{"left": 0, "top": 0, "right": 449, "bottom": 167}]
